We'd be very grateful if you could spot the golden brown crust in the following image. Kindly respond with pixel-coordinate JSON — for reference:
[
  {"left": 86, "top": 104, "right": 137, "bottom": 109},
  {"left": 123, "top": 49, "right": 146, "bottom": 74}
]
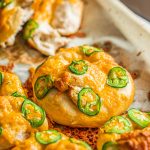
[{"left": 32, "top": 46, "right": 135, "bottom": 127}]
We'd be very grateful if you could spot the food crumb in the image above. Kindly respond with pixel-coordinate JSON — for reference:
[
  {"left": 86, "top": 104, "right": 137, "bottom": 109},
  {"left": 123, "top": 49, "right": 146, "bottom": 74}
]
[
  {"left": 136, "top": 51, "right": 142, "bottom": 56},
  {"left": 67, "top": 31, "right": 86, "bottom": 38},
  {"left": 102, "top": 41, "right": 112, "bottom": 52},
  {"left": 130, "top": 70, "right": 140, "bottom": 80},
  {"left": 0, "top": 62, "right": 14, "bottom": 73},
  {"left": 148, "top": 91, "right": 150, "bottom": 101}
]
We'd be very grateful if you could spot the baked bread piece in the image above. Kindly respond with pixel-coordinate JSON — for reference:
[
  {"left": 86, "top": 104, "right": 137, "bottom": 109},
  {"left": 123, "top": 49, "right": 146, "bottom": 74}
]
[
  {"left": 0, "top": 71, "right": 90, "bottom": 150},
  {"left": 0, "top": 71, "right": 48, "bottom": 150},
  {"left": 97, "top": 109, "right": 150, "bottom": 150},
  {"left": 0, "top": 96, "right": 48, "bottom": 150},
  {"left": 32, "top": 46, "right": 135, "bottom": 127},
  {"left": 52, "top": 0, "right": 84, "bottom": 36},
  {"left": 0, "top": 71, "right": 25, "bottom": 96},
  {"left": 23, "top": 0, "right": 83, "bottom": 56},
  {"left": 0, "top": 0, "right": 33, "bottom": 48},
  {"left": 12, "top": 130, "right": 92, "bottom": 150}
]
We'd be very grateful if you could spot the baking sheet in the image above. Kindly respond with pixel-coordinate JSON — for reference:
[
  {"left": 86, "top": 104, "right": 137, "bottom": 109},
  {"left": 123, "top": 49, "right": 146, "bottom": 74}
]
[{"left": 0, "top": 0, "right": 150, "bottom": 111}]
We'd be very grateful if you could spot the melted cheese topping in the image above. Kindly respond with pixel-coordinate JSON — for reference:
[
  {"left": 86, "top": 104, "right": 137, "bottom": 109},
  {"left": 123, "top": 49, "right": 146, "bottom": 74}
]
[
  {"left": 32, "top": 0, "right": 55, "bottom": 22},
  {"left": 32, "top": 46, "right": 135, "bottom": 127},
  {"left": 0, "top": 7, "right": 20, "bottom": 43},
  {"left": 25, "top": 104, "right": 42, "bottom": 121},
  {"left": 26, "top": 0, "right": 83, "bottom": 55},
  {"left": 13, "top": 132, "right": 88, "bottom": 150},
  {"left": 0, "top": 96, "right": 48, "bottom": 149},
  {"left": 0, "top": 4, "right": 33, "bottom": 47},
  {"left": 0, "top": 72, "right": 25, "bottom": 96},
  {"left": 97, "top": 115, "right": 142, "bottom": 150}
]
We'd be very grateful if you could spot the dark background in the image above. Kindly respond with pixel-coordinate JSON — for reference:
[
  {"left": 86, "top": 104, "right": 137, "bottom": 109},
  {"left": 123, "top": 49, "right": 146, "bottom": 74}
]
[{"left": 121, "top": 0, "right": 150, "bottom": 21}]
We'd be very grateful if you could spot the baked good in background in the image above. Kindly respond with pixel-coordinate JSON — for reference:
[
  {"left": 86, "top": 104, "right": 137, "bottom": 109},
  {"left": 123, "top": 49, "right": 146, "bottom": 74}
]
[
  {"left": 97, "top": 109, "right": 150, "bottom": 150},
  {"left": 0, "top": 0, "right": 84, "bottom": 56},
  {"left": 0, "top": 0, "right": 33, "bottom": 47},
  {"left": 23, "top": 0, "right": 83, "bottom": 55}
]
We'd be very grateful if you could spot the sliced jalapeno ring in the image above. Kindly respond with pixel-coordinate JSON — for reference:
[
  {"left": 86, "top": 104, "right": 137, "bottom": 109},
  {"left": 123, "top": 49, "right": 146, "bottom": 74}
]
[
  {"left": 0, "top": 72, "right": 3, "bottom": 86},
  {"left": 80, "top": 45, "right": 103, "bottom": 56},
  {"left": 128, "top": 108, "right": 150, "bottom": 128},
  {"left": 34, "top": 75, "right": 53, "bottom": 99},
  {"left": 107, "top": 67, "right": 129, "bottom": 88},
  {"left": 11, "top": 91, "right": 26, "bottom": 99},
  {"left": 0, "top": 127, "right": 3, "bottom": 136},
  {"left": 21, "top": 99, "right": 46, "bottom": 128},
  {"left": 69, "top": 60, "right": 88, "bottom": 75},
  {"left": 69, "top": 138, "right": 92, "bottom": 150},
  {"left": 0, "top": 0, "right": 13, "bottom": 8},
  {"left": 35, "top": 61, "right": 46, "bottom": 73},
  {"left": 23, "top": 19, "right": 39, "bottom": 40},
  {"left": 35, "top": 130, "right": 62, "bottom": 145},
  {"left": 78, "top": 88, "right": 101, "bottom": 116},
  {"left": 102, "top": 141, "right": 118, "bottom": 150},
  {"left": 103, "top": 116, "right": 132, "bottom": 134}
]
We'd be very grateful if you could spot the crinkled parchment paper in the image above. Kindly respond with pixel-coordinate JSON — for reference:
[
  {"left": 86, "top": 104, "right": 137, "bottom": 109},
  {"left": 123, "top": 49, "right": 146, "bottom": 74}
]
[{"left": 0, "top": 0, "right": 149, "bottom": 111}]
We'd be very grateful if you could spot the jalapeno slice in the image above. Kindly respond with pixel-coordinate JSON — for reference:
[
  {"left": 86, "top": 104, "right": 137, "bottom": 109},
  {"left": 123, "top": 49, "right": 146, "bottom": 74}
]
[
  {"left": 0, "top": 72, "right": 3, "bottom": 86},
  {"left": 11, "top": 91, "right": 26, "bottom": 99},
  {"left": 128, "top": 108, "right": 150, "bottom": 128},
  {"left": 21, "top": 99, "right": 46, "bottom": 128},
  {"left": 107, "top": 67, "right": 129, "bottom": 88},
  {"left": 23, "top": 19, "right": 39, "bottom": 40},
  {"left": 102, "top": 141, "right": 118, "bottom": 150},
  {"left": 0, "top": 127, "right": 3, "bottom": 136},
  {"left": 35, "top": 130, "right": 62, "bottom": 145},
  {"left": 69, "top": 60, "right": 88, "bottom": 75},
  {"left": 35, "top": 62, "right": 45, "bottom": 73},
  {"left": 69, "top": 138, "right": 92, "bottom": 150},
  {"left": 78, "top": 88, "right": 101, "bottom": 116},
  {"left": 34, "top": 75, "right": 53, "bottom": 99},
  {"left": 103, "top": 116, "right": 132, "bottom": 134},
  {"left": 0, "top": 0, "right": 13, "bottom": 8},
  {"left": 80, "top": 45, "right": 103, "bottom": 56}
]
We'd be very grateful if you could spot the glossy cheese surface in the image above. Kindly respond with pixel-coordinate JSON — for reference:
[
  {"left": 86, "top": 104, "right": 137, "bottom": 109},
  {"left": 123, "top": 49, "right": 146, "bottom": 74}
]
[
  {"left": 0, "top": 7, "right": 21, "bottom": 43},
  {"left": 13, "top": 132, "right": 89, "bottom": 150},
  {"left": 0, "top": 2, "right": 33, "bottom": 47},
  {"left": 26, "top": 0, "right": 83, "bottom": 56},
  {"left": 97, "top": 114, "right": 144, "bottom": 150},
  {"left": 0, "top": 72, "right": 25, "bottom": 96},
  {"left": 0, "top": 96, "right": 48, "bottom": 150},
  {"left": 32, "top": 46, "right": 135, "bottom": 127}
]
